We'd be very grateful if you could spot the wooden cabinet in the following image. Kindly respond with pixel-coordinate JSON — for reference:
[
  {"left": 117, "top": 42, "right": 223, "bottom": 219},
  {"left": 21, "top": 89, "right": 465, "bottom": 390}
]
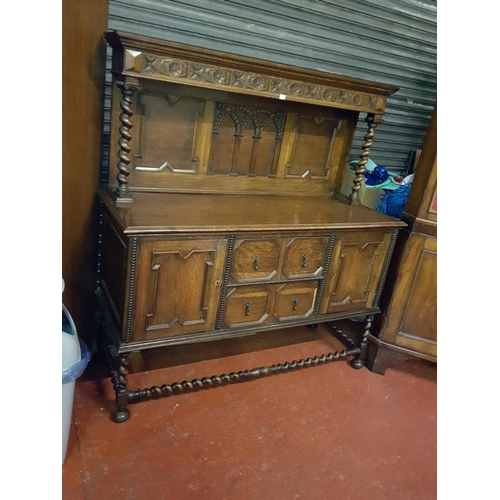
[
  {"left": 96, "top": 31, "right": 406, "bottom": 422},
  {"left": 366, "top": 105, "right": 437, "bottom": 374},
  {"left": 388, "top": 234, "right": 437, "bottom": 355}
]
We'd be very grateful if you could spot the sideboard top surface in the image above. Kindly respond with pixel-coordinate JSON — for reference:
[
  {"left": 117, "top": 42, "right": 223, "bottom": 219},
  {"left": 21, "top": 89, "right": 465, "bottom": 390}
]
[{"left": 99, "top": 188, "right": 405, "bottom": 235}]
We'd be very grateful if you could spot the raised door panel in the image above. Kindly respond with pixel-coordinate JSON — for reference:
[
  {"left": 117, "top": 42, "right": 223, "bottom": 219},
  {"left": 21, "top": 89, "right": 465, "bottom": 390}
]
[
  {"left": 281, "top": 113, "right": 340, "bottom": 181},
  {"left": 230, "top": 238, "right": 281, "bottom": 283},
  {"left": 132, "top": 92, "right": 206, "bottom": 175},
  {"left": 273, "top": 282, "right": 318, "bottom": 322},
  {"left": 321, "top": 230, "right": 392, "bottom": 314},
  {"left": 282, "top": 236, "right": 327, "bottom": 279},
  {"left": 223, "top": 285, "right": 273, "bottom": 329},
  {"left": 133, "top": 238, "right": 227, "bottom": 341},
  {"left": 393, "top": 235, "right": 437, "bottom": 356}
]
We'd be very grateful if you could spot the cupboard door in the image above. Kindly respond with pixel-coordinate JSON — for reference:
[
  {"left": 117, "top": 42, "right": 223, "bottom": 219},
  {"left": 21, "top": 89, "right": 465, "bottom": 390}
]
[
  {"left": 133, "top": 238, "right": 227, "bottom": 341},
  {"left": 321, "top": 230, "right": 393, "bottom": 314},
  {"left": 384, "top": 234, "right": 437, "bottom": 357}
]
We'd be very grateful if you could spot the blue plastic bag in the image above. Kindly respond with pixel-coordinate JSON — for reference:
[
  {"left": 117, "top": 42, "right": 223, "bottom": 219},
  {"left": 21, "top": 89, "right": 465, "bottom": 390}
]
[
  {"left": 376, "top": 183, "right": 412, "bottom": 219},
  {"left": 364, "top": 165, "right": 389, "bottom": 186},
  {"left": 62, "top": 339, "right": 91, "bottom": 384}
]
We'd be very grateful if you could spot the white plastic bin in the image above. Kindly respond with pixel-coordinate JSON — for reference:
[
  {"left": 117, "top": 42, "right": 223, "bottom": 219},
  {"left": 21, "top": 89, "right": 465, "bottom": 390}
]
[{"left": 62, "top": 302, "right": 90, "bottom": 464}]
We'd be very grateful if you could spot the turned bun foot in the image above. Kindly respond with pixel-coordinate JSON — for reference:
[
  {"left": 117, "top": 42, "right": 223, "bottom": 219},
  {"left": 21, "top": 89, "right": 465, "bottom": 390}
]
[
  {"left": 350, "top": 358, "right": 364, "bottom": 370},
  {"left": 111, "top": 408, "right": 130, "bottom": 423},
  {"left": 307, "top": 324, "right": 318, "bottom": 329}
]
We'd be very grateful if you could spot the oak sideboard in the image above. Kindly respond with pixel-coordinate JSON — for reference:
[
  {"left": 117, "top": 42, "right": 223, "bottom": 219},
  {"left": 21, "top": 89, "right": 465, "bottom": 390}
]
[{"left": 96, "top": 31, "right": 405, "bottom": 422}]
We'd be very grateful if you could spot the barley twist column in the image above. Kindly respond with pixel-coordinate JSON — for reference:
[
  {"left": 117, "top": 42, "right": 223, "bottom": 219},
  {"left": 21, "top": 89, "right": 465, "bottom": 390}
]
[
  {"left": 114, "top": 80, "right": 141, "bottom": 205},
  {"left": 350, "top": 114, "right": 382, "bottom": 204},
  {"left": 125, "top": 346, "right": 360, "bottom": 410},
  {"left": 351, "top": 315, "right": 374, "bottom": 370},
  {"left": 111, "top": 353, "right": 131, "bottom": 423}
]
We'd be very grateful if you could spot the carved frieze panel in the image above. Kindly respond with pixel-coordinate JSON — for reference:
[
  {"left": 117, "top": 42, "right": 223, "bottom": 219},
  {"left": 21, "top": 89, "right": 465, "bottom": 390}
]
[{"left": 121, "top": 49, "right": 386, "bottom": 113}]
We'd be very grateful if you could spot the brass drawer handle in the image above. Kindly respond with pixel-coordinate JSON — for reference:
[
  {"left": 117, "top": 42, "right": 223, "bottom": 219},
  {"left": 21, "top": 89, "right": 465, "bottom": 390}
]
[
  {"left": 253, "top": 256, "right": 259, "bottom": 270},
  {"left": 245, "top": 302, "right": 251, "bottom": 316},
  {"left": 292, "top": 297, "right": 298, "bottom": 311},
  {"left": 301, "top": 254, "right": 308, "bottom": 268}
]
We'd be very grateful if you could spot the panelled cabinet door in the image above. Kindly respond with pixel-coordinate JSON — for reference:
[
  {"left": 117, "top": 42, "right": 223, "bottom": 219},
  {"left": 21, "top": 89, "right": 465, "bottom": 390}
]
[
  {"left": 133, "top": 238, "right": 227, "bottom": 341},
  {"left": 321, "top": 230, "right": 393, "bottom": 314},
  {"left": 385, "top": 234, "right": 437, "bottom": 357}
]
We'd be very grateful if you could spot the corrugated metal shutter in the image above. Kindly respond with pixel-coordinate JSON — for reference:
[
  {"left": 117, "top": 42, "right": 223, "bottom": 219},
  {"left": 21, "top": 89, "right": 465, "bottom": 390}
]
[{"left": 103, "top": 0, "right": 436, "bottom": 179}]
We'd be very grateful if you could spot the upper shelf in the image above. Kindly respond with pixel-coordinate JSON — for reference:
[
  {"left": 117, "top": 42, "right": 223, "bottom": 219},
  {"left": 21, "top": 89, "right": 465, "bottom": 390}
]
[
  {"left": 104, "top": 31, "right": 399, "bottom": 115},
  {"left": 104, "top": 31, "right": 400, "bottom": 204}
]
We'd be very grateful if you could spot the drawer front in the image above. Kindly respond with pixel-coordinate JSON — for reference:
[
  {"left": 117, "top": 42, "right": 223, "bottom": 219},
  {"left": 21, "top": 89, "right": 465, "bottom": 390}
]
[
  {"left": 231, "top": 238, "right": 281, "bottom": 283},
  {"left": 282, "top": 236, "right": 327, "bottom": 279},
  {"left": 223, "top": 285, "right": 273, "bottom": 328},
  {"left": 273, "top": 282, "right": 318, "bottom": 322}
]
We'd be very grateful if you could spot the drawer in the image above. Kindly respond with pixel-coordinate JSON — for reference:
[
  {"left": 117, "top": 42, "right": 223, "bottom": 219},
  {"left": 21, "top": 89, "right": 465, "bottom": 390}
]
[
  {"left": 273, "top": 282, "right": 318, "bottom": 321},
  {"left": 282, "top": 236, "right": 327, "bottom": 279},
  {"left": 230, "top": 238, "right": 281, "bottom": 283},
  {"left": 223, "top": 285, "right": 272, "bottom": 328}
]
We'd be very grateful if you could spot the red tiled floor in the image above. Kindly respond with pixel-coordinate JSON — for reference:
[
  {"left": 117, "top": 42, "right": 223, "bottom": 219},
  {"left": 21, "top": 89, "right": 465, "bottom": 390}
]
[{"left": 62, "top": 323, "right": 436, "bottom": 500}]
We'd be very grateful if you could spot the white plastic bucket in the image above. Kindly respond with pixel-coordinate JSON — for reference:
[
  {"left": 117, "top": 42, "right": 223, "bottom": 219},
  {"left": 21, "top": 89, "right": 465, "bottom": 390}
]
[
  {"left": 62, "top": 320, "right": 80, "bottom": 464},
  {"left": 62, "top": 302, "right": 90, "bottom": 464}
]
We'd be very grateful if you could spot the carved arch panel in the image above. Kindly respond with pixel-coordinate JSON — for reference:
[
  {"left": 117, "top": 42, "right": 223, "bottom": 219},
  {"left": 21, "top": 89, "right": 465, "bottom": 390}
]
[{"left": 208, "top": 103, "right": 285, "bottom": 177}]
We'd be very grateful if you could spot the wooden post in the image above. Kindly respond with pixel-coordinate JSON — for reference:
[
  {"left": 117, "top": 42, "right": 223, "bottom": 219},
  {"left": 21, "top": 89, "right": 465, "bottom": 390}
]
[
  {"left": 349, "top": 113, "right": 383, "bottom": 204},
  {"left": 114, "top": 78, "right": 141, "bottom": 205}
]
